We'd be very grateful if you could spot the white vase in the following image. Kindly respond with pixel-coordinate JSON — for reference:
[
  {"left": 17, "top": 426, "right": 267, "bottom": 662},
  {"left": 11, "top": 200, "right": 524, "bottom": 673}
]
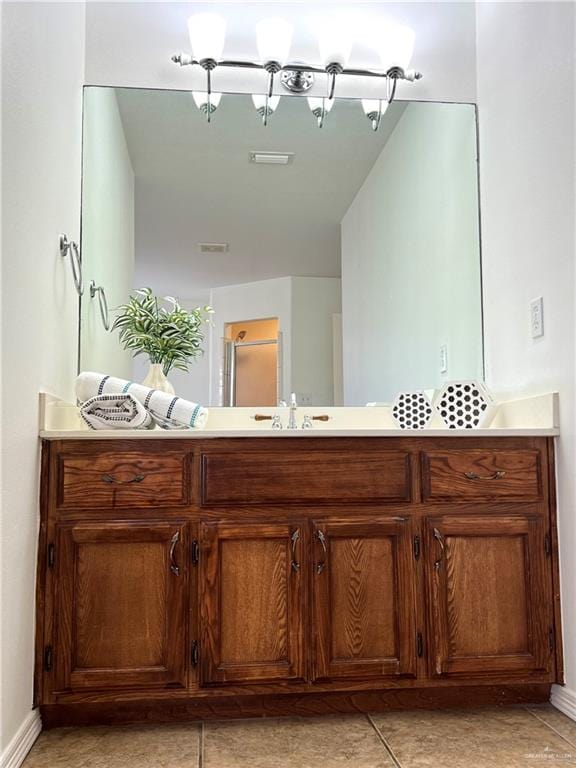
[{"left": 141, "top": 363, "right": 175, "bottom": 395}]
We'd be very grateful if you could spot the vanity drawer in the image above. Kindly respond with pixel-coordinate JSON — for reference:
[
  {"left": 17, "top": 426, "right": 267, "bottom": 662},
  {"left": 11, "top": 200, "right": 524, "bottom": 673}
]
[
  {"left": 200, "top": 450, "right": 412, "bottom": 506},
  {"left": 57, "top": 451, "right": 188, "bottom": 508},
  {"left": 421, "top": 449, "right": 543, "bottom": 501}
]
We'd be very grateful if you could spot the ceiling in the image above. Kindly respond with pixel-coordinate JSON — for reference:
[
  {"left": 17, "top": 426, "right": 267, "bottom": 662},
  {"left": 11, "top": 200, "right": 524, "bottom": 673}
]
[{"left": 115, "top": 87, "right": 406, "bottom": 296}]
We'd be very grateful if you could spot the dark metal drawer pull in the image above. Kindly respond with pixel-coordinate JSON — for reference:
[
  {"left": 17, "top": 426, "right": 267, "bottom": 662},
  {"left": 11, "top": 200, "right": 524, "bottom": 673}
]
[
  {"left": 316, "top": 529, "right": 327, "bottom": 575},
  {"left": 101, "top": 473, "right": 145, "bottom": 485},
  {"left": 169, "top": 531, "right": 180, "bottom": 576},
  {"left": 290, "top": 529, "right": 300, "bottom": 572},
  {"left": 433, "top": 528, "right": 445, "bottom": 571},
  {"left": 464, "top": 470, "right": 506, "bottom": 481}
]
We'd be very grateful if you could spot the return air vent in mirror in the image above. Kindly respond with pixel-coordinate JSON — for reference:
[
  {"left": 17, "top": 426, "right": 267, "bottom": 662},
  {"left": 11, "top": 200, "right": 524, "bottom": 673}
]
[
  {"left": 198, "top": 243, "right": 229, "bottom": 254},
  {"left": 249, "top": 151, "right": 294, "bottom": 165}
]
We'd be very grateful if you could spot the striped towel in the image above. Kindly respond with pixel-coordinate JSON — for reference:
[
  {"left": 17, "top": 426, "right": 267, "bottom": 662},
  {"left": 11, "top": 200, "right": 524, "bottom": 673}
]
[
  {"left": 76, "top": 372, "right": 209, "bottom": 430},
  {"left": 80, "top": 393, "right": 154, "bottom": 431}
]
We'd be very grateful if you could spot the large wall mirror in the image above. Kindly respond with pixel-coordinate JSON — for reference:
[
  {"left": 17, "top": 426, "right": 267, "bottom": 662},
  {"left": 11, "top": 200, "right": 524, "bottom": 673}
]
[{"left": 80, "top": 86, "right": 483, "bottom": 407}]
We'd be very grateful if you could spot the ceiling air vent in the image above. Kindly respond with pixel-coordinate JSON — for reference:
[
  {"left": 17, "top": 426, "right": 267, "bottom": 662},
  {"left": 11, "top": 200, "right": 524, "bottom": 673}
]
[
  {"left": 249, "top": 151, "right": 294, "bottom": 165},
  {"left": 198, "top": 243, "right": 229, "bottom": 254}
]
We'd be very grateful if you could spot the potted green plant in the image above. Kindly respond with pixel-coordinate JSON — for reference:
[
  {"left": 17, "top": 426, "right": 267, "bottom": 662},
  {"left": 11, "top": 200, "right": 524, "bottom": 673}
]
[{"left": 112, "top": 288, "right": 214, "bottom": 394}]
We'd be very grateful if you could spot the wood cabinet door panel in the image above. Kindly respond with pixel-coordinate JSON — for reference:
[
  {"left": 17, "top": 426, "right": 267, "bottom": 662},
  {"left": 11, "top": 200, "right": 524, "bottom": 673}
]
[
  {"left": 200, "top": 521, "right": 305, "bottom": 686},
  {"left": 53, "top": 521, "right": 188, "bottom": 692},
  {"left": 425, "top": 514, "right": 551, "bottom": 678},
  {"left": 312, "top": 517, "right": 417, "bottom": 682}
]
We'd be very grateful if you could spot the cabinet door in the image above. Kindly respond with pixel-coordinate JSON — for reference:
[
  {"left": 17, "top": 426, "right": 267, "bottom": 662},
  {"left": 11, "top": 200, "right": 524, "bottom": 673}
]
[
  {"left": 312, "top": 517, "right": 417, "bottom": 681},
  {"left": 200, "top": 521, "right": 305, "bottom": 686},
  {"left": 53, "top": 520, "right": 188, "bottom": 693},
  {"left": 425, "top": 514, "right": 552, "bottom": 678}
]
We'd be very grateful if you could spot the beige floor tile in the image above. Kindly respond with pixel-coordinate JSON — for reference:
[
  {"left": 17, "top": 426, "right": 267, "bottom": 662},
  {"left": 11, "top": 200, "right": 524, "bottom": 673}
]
[
  {"left": 22, "top": 723, "right": 201, "bottom": 768},
  {"left": 527, "top": 704, "right": 576, "bottom": 747},
  {"left": 203, "top": 715, "right": 395, "bottom": 768},
  {"left": 370, "top": 707, "right": 576, "bottom": 768}
]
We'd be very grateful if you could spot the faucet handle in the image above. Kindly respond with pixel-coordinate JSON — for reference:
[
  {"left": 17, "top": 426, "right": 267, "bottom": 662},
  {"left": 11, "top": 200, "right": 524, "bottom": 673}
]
[
  {"left": 302, "top": 414, "right": 313, "bottom": 430},
  {"left": 272, "top": 414, "right": 283, "bottom": 430}
]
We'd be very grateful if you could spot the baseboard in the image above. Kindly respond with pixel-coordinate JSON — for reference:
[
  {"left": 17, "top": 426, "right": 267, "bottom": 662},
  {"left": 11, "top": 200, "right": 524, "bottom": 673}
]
[
  {"left": 0, "top": 710, "right": 42, "bottom": 768},
  {"left": 551, "top": 685, "right": 576, "bottom": 722}
]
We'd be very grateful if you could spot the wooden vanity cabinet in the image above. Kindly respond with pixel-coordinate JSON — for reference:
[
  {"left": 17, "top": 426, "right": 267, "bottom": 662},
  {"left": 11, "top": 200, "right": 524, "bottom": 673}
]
[{"left": 36, "top": 436, "right": 562, "bottom": 727}]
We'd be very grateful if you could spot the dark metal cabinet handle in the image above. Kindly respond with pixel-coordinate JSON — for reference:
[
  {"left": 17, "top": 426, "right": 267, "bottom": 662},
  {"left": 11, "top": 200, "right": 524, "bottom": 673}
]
[
  {"left": 433, "top": 528, "right": 444, "bottom": 571},
  {"left": 464, "top": 470, "right": 506, "bottom": 481},
  {"left": 290, "top": 529, "right": 300, "bottom": 572},
  {"left": 169, "top": 531, "right": 180, "bottom": 575},
  {"left": 101, "top": 473, "right": 145, "bottom": 485},
  {"left": 316, "top": 530, "right": 327, "bottom": 575}
]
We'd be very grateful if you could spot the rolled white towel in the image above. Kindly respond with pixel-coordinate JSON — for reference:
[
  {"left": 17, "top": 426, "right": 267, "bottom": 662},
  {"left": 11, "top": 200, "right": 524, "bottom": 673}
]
[
  {"left": 80, "top": 393, "right": 154, "bottom": 431},
  {"left": 76, "top": 371, "right": 209, "bottom": 430}
]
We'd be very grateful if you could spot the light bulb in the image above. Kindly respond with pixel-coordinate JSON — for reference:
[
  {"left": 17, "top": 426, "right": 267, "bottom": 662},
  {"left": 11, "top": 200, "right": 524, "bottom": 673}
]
[
  {"left": 192, "top": 91, "right": 222, "bottom": 110},
  {"left": 361, "top": 99, "right": 389, "bottom": 131},
  {"left": 371, "top": 20, "right": 415, "bottom": 71},
  {"left": 187, "top": 13, "right": 226, "bottom": 62},
  {"left": 307, "top": 97, "right": 335, "bottom": 114},
  {"left": 317, "top": 18, "right": 353, "bottom": 68},
  {"left": 361, "top": 99, "right": 387, "bottom": 117},
  {"left": 252, "top": 94, "right": 281, "bottom": 112},
  {"left": 256, "top": 18, "right": 293, "bottom": 66}
]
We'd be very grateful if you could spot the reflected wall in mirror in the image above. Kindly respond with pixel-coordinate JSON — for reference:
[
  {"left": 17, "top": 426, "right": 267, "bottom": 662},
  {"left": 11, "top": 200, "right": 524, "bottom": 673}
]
[{"left": 80, "top": 87, "right": 483, "bottom": 407}]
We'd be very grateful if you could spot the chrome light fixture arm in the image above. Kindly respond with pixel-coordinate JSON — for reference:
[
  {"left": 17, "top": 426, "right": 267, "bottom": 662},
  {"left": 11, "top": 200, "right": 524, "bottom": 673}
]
[{"left": 171, "top": 54, "right": 422, "bottom": 86}]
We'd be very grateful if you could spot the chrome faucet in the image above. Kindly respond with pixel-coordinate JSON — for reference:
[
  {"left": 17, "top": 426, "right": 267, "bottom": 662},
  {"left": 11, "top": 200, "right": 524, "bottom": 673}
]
[{"left": 287, "top": 392, "right": 298, "bottom": 430}]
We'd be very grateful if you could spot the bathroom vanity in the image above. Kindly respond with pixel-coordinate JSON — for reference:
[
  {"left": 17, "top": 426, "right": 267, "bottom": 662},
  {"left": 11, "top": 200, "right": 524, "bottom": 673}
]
[{"left": 35, "top": 432, "right": 563, "bottom": 726}]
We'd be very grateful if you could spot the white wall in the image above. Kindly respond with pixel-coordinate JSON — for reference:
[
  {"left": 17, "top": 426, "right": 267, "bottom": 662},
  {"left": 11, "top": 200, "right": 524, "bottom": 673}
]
[
  {"left": 476, "top": 1, "right": 576, "bottom": 708},
  {"left": 1, "top": 1, "right": 85, "bottom": 755},
  {"left": 291, "top": 277, "right": 342, "bottom": 406},
  {"left": 81, "top": 88, "right": 134, "bottom": 379},
  {"left": 209, "top": 276, "right": 341, "bottom": 406},
  {"left": 84, "top": 1, "right": 477, "bottom": 105},
  {"left": 209, "top": 277, "right": 293, "bottom": 406},
  {"left": 341, "top": 102, "right": 482, "bottom": 405}
]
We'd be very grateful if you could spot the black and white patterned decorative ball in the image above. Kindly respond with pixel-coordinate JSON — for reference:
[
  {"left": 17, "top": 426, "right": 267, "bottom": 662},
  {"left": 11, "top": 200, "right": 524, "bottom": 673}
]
[
  {"left": 435, "top": 381, "right": 495, "bottom": 429},
  {"left": 392, "top": 391, "right": 434, "bottom": 430}
]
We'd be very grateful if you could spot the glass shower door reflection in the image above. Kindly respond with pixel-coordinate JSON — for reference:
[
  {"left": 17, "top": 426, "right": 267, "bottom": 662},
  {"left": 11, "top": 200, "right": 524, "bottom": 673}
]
[{"left": 222, "top": 338, "right": 280, "bottom": 406}]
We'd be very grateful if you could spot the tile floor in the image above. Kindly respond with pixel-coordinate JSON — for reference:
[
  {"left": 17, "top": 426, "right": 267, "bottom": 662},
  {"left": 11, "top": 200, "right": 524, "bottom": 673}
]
[{"left": 22, "top": 704, "right": 576, "bottom": 768}]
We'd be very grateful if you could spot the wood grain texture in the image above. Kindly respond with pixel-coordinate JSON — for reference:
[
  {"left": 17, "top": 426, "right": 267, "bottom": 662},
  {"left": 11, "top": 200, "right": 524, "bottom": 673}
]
[
  {"left": 52, "top": 521, "right": 189, "bottom": 692},
  {"left": 201, "top": 450, "right": 412, "bottom": 506},
  {"left": 422, "top": 449, "right": 542, "bottom": 501},
  {"left": 546, "top": 437, "right": 564, "bottom": 683},
  {"left": 58, "top": 451, "right": 188, "bottom": 508},
  {"left": 312, "top": 517, "right": 416, "bottom": 682},
  {"left": 39, "top": 684, "right": 552, "bottom": 728},
  {"left": 199, "top": 521, "right": 305, "bottom": 685},
  {"left": 35, "top": 434, "right": 562, "bottom": 725},
  {"left": 425, "top": 513, "right": 552, "bottom": 679}
]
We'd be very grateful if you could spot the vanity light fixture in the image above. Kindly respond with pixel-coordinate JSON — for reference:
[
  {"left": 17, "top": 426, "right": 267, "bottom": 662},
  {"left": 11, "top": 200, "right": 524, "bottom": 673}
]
[
  {"left": 362, "top": 96, "right": 390, "bottom": 132},
  {"left": 192, "top": 90, "right": 222, "bottom": 122},
  {"left": 307, "top": 96, "right": 335, "bottom": 128},
  {"left": 173, "top": 14, "right": 422, "bottom": 130},
  {"left": 251, "top": 94, "right": 281, "bottom": 125},
  {"left": 187, "top": 14, "right": 226, "bottom": 121}
]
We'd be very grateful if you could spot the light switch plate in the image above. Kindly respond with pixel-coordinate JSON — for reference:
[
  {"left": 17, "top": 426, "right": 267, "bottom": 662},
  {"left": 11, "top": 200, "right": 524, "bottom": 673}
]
[{"left": 530, "top": 297, "right": 544, "bottom": 338}]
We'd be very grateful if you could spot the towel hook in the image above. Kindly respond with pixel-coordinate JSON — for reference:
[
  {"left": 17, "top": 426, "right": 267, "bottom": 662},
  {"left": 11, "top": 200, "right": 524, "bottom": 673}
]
[
  {"left": 89, "top": 280, "right": 110, "bottom": 331},
  {"left": 59, "top": 233, "right": 83, "bottom": 296}
]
